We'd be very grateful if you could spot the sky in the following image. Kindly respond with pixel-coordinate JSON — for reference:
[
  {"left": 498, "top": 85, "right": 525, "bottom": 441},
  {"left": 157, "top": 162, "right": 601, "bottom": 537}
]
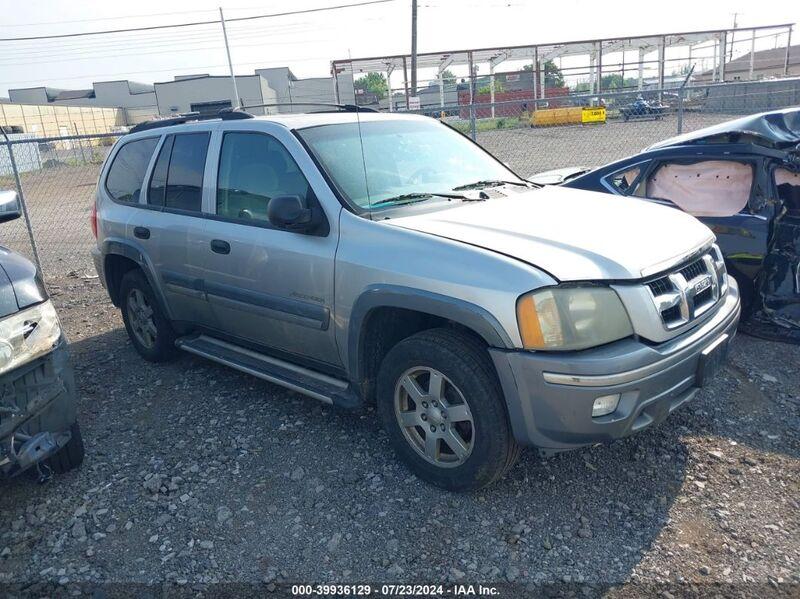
[{"left": 1, "top": 0, "right": 798, "bottom": 97}]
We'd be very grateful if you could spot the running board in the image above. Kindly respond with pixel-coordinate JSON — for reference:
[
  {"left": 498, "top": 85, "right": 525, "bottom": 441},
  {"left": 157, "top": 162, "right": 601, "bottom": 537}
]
[{"left": 175, "top": 335, "right": 361, "bottom": 409}]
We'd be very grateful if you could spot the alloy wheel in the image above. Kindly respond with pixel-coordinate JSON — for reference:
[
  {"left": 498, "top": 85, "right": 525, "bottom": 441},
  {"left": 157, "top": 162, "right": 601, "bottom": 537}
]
[
  {"left": 126, "top": 288, "right": 157, "bottom": 349},
  {"left": 394, "top": 366, "right": 475, "bottom": 468}
]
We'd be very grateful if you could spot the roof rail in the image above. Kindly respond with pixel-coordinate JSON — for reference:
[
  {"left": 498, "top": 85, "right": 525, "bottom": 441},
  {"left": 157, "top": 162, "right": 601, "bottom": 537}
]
[
  {"left": 128, "top": 109, "right": 253, "bottom": 133},
  {"left": 224, "top": 102, "right": 379, "bottom": 114}
]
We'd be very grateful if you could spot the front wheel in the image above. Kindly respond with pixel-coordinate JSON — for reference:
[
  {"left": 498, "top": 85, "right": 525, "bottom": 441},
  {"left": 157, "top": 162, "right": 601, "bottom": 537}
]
[{"left": 377, "top": 329, "right": 521, "bottom": 492}]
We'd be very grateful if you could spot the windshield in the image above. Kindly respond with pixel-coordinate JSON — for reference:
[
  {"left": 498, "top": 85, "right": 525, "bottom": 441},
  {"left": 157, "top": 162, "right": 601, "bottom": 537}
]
[{"left": 296, "top": 118, "right": 522, "bottom": 209}]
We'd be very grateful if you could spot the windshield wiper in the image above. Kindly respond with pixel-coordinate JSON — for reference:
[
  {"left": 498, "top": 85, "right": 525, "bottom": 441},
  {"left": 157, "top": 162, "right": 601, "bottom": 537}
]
[
  {"left": 370, "top": 191, "right": 471, "bottom": 207},
  {"left": 452, "top": 179, "right": 530, "bottom": 191}
]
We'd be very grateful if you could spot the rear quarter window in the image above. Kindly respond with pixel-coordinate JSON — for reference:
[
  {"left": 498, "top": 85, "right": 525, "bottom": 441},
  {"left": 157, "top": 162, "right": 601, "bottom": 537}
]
[{"left": 105, "top": 137, "right": 159, "bottom": 203}]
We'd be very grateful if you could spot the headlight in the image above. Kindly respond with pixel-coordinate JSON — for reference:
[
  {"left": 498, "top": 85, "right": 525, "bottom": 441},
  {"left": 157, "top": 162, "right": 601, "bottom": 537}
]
[
  {"left": 0, "top": 300, "right": 62, "bottom": 376},
  {"left": 516, "top": 286, "right": 633, "bottom": 351}
]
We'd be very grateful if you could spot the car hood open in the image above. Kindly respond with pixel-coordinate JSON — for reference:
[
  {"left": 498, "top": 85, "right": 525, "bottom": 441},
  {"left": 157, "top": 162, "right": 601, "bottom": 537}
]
[{"left": 386, "top": 185, "right": 714, "bottom": 282}]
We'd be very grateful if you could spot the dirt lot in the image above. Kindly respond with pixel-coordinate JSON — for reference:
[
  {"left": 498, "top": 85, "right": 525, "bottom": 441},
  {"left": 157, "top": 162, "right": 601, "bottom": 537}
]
[
  {"left": 0, "top": 276, "right": 797, "bottom": 596},
  {"left": 476, "top": 112, "right": 735, "bottom": 177}
]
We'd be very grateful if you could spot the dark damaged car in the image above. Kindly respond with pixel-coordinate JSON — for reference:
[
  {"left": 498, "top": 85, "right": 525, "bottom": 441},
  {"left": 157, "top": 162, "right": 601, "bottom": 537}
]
[
  {"left": 0, "top": 190, "right": 84, "bottom": 480},
  {"left": 535, "top": 107, "right": 800, "bottom": 343}
]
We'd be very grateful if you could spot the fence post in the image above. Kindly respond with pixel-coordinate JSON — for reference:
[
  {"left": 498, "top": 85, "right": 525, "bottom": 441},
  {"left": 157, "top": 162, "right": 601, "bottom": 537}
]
[
  {"left": 676, "top": 64, "right": 695, "bottom": 135},
  {"left": 1, "top": 131, "right": 43, "bottom": 271},
  {"left": 469, "top": 103, "right": 477, "bottom": 141},
  {"left": 468, "top": 51, "right": 477, "bottom": 141}
]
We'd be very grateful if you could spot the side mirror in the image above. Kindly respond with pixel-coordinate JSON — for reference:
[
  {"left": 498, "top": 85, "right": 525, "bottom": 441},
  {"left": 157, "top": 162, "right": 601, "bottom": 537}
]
[
  {"left": 0, "top": 190, "right": 21, "bottom": 224},
  {"left": 267, "top": 195, "right": 312, "bottom": 231}
]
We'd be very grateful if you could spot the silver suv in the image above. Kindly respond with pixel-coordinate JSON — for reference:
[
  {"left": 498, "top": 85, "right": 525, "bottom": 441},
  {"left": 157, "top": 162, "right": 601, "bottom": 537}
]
[{"left": 91, "top": 109, "right": 740, "bottom": 491}]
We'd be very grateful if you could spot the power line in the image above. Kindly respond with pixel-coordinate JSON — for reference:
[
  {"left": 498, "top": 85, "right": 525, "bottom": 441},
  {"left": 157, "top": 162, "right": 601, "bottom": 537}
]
[
  {"left": 2, "top": 56, "right": 338, "bottom": 86},
  {"left": 0, "top": 16, "right": 390, "bottom": 65},
  {"left": 3, "top": 9, "right": 219, "bottom": 28},
  {"left": 0, "top": 0, "right": 397, "bottom": 42}
]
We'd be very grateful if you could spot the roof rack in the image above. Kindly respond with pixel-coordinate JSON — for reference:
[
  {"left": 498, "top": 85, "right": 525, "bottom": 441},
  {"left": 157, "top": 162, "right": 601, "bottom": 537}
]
[
  {"left": 128, "top": 109, "right": 253, "bottom": 133},
  {"left": 223, "top": 102, "right": 379, "bottom": 114}
]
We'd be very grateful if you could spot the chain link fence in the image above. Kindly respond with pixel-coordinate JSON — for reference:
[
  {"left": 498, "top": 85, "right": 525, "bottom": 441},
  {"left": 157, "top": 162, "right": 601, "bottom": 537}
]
[
  {"left": 1, "top": 132, "right": 119, "bottom": 281},
  {"left": 401, "top": 78, "right": 800, "bottom": 177},
  {"left": 1, "top": 79, "right": 798, "bottom": 283}
]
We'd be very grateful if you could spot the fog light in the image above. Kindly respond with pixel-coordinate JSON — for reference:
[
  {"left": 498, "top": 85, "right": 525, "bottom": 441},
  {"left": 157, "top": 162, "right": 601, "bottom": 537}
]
[{"left": 592, "top": 394, "right": 620, "bottom": 418}]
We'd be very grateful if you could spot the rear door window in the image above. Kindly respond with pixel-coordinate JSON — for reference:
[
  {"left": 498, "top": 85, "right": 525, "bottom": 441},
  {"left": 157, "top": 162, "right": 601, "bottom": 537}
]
[
  {"left": 774, "top": 167, "right": 800, "bottom": 215},
  {"left": 147, "top": 132, "right": 210, "bottom": 213},
  {"left": 105, "top": 137, "right": 158, "bottom": 203},
  {"left": 147, "top": 136, "right": 174, "bottom": 207},
  {"left": 639, "top": 159, "right": 753, "bottom": 217}
]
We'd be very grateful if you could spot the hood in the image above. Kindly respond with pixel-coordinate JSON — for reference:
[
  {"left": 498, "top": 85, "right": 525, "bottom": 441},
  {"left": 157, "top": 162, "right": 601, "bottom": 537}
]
[
  {"left": 647, "top": 107, "right": 800, "bottom": 151},
  {"left": 0, "top": 246, "right": 48, "bottom": 319},
  {"left": 527, "top": 166, "right": 591, "bottom": 186},
  {"left": 386, "top": 186, "right": 714, "bottom": 282}
]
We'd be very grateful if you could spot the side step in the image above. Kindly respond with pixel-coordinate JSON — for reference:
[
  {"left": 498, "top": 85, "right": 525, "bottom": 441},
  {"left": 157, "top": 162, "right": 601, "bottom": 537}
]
[{"left": 175, "top": 335, "right": 361, "bottom": 409}]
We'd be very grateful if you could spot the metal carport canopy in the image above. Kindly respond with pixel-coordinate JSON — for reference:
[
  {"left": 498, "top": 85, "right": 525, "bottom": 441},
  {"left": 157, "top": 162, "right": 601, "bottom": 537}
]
[{"left": 331, "top": 23, "right": 793, "bottom": 73}]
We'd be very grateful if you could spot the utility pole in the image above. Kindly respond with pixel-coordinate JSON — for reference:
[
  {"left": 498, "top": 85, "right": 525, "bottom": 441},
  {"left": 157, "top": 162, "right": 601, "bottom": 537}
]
[
  {"left": 219, "top": 7, "right": 241, "bottom": 109},
  {"left": 729, "top": 12, "right": 738, "bottom": 64},
  {"left": 410, "top": 0, "right": 418, "bottom": 98}
]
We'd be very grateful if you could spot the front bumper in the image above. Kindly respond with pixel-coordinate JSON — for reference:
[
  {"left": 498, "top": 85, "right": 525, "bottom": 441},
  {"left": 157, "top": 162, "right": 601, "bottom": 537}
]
[
  {"left": 490, "top": 281, "right": 741, "bottom": 451},
  {"left": 0, "top": 338, "right": 78, "bottom": 476}
]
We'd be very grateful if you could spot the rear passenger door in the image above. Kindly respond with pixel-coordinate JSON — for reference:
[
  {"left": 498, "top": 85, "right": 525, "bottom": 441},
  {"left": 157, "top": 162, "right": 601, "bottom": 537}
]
[
  {"left": 133, "top": 129, "right": 216, "bottom": 325},
  {"left": 197, "top": 124, "right": 341, "bottom": 367}
]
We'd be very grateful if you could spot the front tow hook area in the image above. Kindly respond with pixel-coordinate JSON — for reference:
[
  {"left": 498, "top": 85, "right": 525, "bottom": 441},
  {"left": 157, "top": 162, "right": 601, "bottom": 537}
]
[{"left": 1, "top": 429, "right": 71, "bottom": 478}]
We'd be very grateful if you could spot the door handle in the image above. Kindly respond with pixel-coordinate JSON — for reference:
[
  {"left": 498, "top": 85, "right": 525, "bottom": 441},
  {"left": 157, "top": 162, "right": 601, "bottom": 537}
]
[
  {"left": 133, "top": 226, "right": 150, "bottom": 239},
  {"left": 210, "top": 239, "right": 231, "bottom": 255}
]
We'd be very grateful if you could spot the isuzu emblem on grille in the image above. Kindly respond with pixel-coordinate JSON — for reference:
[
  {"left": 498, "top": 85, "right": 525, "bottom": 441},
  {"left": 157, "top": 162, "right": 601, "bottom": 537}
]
[
  {"left": 694, "top": 275, "right": 712, "bottom": 294},
  {"left": 651, "top": 254, "right": 722, "bottom": 329}
]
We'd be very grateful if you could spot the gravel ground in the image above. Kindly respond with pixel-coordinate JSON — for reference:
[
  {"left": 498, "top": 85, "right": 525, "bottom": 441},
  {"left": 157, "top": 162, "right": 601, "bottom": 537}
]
[
  {"left": 476, "top": 112, "right": 736, "bottom": 177},
  {"left": 0, "top": 275, "right": 797, "bottom": 597}
]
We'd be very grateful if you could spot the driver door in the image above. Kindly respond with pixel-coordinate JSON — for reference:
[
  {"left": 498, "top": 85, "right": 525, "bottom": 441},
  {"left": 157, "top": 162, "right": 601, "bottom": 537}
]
[{"left": 195, "top": 124, "right": 341, "bottom": 367}]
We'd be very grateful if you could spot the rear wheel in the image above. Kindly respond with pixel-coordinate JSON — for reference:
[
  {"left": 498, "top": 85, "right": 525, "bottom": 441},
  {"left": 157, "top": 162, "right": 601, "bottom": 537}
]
[
  {"left": 120, "top": 269, "right": 177, "bottom": 362},
  {"left": 377, "top": 328, "right": 520, "bottom": 492}
]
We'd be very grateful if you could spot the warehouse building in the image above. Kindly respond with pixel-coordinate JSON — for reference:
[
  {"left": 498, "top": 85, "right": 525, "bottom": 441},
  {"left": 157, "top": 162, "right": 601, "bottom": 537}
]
[
  {"left": 153, "top": 74, "right": 276, "bottom": 116},
  {"left": 8, "top": 80, "right": 157, "bottom": 110},
  {"left": 5, "top": 66, "right": 354, "bottom": 122},
  {"left": 696, "top": 45, "right": 800, "bottom": 82}
]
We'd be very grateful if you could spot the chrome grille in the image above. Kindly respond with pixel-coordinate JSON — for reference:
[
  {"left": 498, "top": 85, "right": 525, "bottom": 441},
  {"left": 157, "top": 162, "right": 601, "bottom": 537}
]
[
  {"left": 645, "top": 246, "right": 727, "bottom": 330},
  {"left": 679, "top": 259, "right": 706, "bottom": 281}
]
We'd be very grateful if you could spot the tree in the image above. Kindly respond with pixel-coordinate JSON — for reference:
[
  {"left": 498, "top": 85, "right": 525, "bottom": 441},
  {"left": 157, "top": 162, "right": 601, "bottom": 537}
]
[
  {"left": 440, "top": 69, "right": 456, "bottom": 85},
  {"left": 354, "top": 72, "right": 389, "bottom": 99},
  {"left": 522, "top": 60, "right": 565, "bottom": 88},
  {"left": 478, "top": 80, "right": 505, "bottom": 95},
  {"left": 599, "top": 74, "right": 638, "bottom": 90}
]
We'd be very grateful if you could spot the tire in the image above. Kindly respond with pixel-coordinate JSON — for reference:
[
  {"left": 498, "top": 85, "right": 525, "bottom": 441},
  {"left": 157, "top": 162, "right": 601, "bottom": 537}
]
[
  {"left": 376, "top": 328, "right": 521, "bottom": 492},
  {"left": 120, "top": 269, "right": 177, "bottom": 362},
  {"left": 48, "top": 422, "right": 85, "bottom": 474}
]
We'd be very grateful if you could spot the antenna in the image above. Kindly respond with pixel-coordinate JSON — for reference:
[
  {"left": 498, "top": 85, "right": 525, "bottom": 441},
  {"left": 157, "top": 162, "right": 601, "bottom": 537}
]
[{"left": 350, "top": 50, "right": 373, "bottom": 219}]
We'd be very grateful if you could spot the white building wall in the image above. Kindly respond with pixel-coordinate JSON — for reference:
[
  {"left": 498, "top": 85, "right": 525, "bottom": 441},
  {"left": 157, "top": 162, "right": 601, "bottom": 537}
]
[
  {"left": 8, "top": 88, "right": 50, "bottom": 104},
  {"left": 8, "top": 82, "right": 157, "bottom": 110},
  {"left": 292, "top": 78, "right": 337, "bottom": 104},
  {"left": 335, "top": 73, "right": 356, "bottom": 104},
  {"left": 255, "top": 68, "right": 294, "bottom": 105},
  {"left": 154, "top": 76, "right": 273, "bottom": 115},
  {"left": 90, "top": 81, "right": 156, "bottom": 108}
]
